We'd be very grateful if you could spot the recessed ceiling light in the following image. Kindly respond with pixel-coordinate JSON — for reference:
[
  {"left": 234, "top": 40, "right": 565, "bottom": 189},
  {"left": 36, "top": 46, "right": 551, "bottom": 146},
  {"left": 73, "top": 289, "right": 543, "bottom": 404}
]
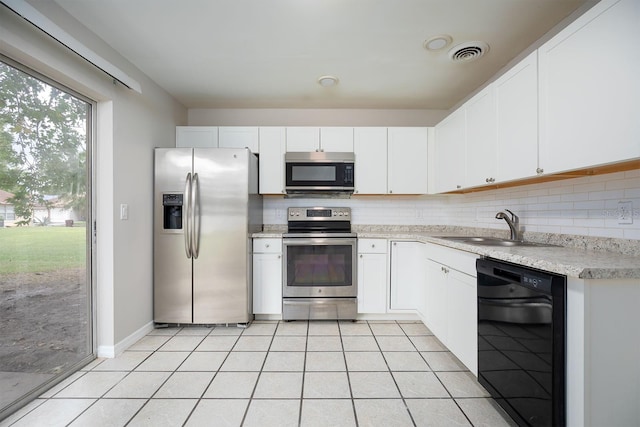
[
  {"left": 317, "top": 75, "right": 339, "bottom": 87},
  {"left": 423, "top": 35, "right": 452, "bottom": 51}
]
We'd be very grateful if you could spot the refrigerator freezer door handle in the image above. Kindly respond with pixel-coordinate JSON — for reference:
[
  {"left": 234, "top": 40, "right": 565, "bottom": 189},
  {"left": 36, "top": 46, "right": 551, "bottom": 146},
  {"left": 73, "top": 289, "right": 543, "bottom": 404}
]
[
  {"left": 184, "top": 172, "right": 192, "bottom": 259},
  {"left": 192, "top": 172, "right": 200, "bottom": 259}
]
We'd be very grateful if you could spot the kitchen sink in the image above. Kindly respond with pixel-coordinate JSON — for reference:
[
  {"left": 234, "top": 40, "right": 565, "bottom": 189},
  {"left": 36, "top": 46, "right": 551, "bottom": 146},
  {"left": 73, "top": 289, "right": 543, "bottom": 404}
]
[{"left": 436, "top": 236, "right": 556, "bottom": 247}]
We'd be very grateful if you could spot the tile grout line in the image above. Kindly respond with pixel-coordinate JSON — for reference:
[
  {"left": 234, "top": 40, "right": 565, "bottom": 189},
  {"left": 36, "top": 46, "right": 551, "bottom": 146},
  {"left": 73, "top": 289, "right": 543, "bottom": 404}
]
[
  {"left": 296, "top": 320, "right": 309, "bottom": 427},
  {"left": 370, "top": 320, "right": 418, "bottom": 427},
  {"left": 339, "top": 320, "right": 360, "bottom": 427},
  {"left": 181, "top": 325, "right": 240, "bottom": 427},
  {"left": 239, "top": 321, "right": 279, "bottom": 427}
]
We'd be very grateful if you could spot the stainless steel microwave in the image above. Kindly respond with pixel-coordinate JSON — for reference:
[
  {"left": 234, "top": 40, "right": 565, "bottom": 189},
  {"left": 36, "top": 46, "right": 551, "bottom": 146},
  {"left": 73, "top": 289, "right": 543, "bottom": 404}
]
[{"left": 285, "top": 152, "right": 355, "bottom": 195}]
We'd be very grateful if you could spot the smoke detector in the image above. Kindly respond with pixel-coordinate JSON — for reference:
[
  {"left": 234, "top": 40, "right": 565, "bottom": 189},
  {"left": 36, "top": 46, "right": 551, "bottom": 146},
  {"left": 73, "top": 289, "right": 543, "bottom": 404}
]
[
  {"left": 448, "top": 42, "right": 490, "bottom": 63},
  {"left": 423, "top": 35, "right": 452, "bottom": 51},
  {"left": 317, "top": 75, "right": 339, "bottom": 87}
]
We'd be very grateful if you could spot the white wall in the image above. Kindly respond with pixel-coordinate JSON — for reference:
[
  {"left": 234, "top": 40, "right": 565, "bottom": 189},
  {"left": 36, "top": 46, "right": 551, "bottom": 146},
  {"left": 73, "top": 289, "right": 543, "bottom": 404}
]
[
  {"left": 1, "top": 3, "right": 187, "bottom": 355},
  {"left": 264, "top": 169, "right": 640, "bottom": 240},
  {"left": 189, "top": 108, "right": 448, "bottom": 127}
]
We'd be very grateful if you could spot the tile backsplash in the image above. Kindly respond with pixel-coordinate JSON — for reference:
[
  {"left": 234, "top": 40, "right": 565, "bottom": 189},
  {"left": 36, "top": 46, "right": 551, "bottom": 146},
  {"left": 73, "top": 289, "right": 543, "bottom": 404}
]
[{"left": 264, "top": 169, "right": 640, "bottom": 240}]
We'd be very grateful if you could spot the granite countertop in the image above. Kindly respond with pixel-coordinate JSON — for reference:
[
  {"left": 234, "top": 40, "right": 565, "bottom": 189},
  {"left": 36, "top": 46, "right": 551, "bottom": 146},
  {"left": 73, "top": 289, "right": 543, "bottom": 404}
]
[{"left": 253, "top": 225, "right": 640, "bottom": 280}]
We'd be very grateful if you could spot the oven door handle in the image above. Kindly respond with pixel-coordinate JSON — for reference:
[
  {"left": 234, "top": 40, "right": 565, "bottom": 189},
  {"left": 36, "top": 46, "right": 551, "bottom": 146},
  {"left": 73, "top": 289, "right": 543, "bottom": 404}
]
[{"left": 283, "top": 238, "right": 356, "bottom": 246}]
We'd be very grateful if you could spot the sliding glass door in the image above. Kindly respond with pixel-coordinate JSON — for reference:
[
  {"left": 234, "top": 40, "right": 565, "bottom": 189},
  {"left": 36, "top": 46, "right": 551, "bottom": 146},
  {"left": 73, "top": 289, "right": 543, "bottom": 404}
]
[{"left": 0, "top": 57, "right": 93, "bottom": 419}]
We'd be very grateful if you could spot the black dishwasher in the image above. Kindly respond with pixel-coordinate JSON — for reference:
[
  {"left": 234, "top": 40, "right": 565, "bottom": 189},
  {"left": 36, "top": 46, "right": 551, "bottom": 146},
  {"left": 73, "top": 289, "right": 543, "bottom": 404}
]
[{"left": 477, "top": 258, "right": 566, "bottom": 427}]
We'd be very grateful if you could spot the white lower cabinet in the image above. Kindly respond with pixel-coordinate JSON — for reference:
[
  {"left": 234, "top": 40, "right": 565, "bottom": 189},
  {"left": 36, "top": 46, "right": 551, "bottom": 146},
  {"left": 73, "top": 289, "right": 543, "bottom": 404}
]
[
  {"left": 252, "top": 238, "right": 282, "bottom": 315},
  {"left": 445, "top": 266, "right": 477, "bottom": 375},
  {"left": 389, "top": 241, "right": 425, "bottom": 311},
  {"left": 424, "top": 244, "right": 478, "bottom": 374},
  {"left": 357, "top": 239, "right": 388, "bottom": 314}
]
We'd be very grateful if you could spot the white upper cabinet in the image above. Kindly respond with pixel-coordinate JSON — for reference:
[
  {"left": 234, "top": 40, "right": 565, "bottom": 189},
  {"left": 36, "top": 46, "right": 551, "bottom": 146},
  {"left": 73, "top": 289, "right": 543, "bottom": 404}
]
[
  {"left": 353, "top": 127, "right": 388, "bottom": 194},
  {"left": 434, "top": 110, "right": 466, "bottom": 193},
  {"left": 320, "top": 127, "right": 354, "bottom": 152},
  {"left": 387, "top": 127, "right": 429, "bottom": 194},
  {"left": 258, "top": 127, "right": 286, "bottom": 194},
  {"left": 285, "top": 127, "right": 320, "bottom": 152},
  {"left": 538, "top": 0, "right": 640, "bottom": 174},
  {"left": 218, "top": 127, "right": 259, "bottom": 153},
  {"left": 176, "top": 126, "right": 218, "bottom": 148},
  {"left": 285, "top": 127, "right": 354, "bottom": 152},
  {"left": 495, "top": 51, "right": 539, "bottom": 182},
  {"left": 465, "top": 87, "right": 497, "bottom": 188}
]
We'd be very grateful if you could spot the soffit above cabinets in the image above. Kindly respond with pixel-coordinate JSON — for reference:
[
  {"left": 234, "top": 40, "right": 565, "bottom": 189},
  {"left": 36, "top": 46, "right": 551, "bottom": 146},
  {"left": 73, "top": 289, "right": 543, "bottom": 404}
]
[{"left": 50, "top": 0, "right": 590, "bottom": 109}]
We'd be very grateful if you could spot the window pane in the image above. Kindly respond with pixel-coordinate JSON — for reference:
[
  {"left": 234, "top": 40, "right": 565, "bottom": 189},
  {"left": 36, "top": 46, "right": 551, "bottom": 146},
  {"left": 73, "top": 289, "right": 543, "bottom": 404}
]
[{"left": 0, "top": 59, "right": 92, "bottom": 416}]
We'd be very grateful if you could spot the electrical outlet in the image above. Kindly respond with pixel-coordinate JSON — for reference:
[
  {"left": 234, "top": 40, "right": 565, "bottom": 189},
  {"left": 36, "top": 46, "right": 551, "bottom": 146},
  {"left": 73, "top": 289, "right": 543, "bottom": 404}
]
[{"left": 618, "top": 201, "right": 633, "bottom": 224}]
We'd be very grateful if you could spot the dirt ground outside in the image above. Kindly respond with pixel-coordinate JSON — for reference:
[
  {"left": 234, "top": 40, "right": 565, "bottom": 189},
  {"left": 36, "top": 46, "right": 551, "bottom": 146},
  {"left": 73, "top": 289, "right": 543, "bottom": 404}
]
[{"left": 0, "top": 268, "right": 90, "bottom": 374}]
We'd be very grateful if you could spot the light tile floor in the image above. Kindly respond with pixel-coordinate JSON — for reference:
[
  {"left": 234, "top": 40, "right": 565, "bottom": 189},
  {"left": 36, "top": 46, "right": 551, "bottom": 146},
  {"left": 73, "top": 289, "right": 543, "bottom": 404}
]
[{"left": 1, "top": 320, "right": 516, "bottom": 427}]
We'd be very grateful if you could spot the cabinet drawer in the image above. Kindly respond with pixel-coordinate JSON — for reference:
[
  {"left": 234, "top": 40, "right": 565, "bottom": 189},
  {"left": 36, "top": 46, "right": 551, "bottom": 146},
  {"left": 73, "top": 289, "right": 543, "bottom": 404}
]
[
  {"left": 358, "top": 239, "right": 387, "bottom": 254},
  {"left": 253, "top": 238, "right": 282, "bottom": 253},
  {"left": 426, "top": 243, "right": 478, "bottom": 277}
]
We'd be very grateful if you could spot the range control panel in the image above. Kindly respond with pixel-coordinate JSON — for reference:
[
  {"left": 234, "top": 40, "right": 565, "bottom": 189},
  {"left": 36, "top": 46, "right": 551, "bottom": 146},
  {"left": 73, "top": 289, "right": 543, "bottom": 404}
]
[{"left": 288, "top": 207, "right": 351, "bottom": 221}]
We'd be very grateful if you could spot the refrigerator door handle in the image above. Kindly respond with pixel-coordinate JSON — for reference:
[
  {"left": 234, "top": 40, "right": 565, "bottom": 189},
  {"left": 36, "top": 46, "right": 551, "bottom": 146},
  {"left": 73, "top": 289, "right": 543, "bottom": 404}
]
[
  {"left": 184, "top": 172, "right": 192, "bottom": 259},
  {"left": 192, "top": 172, "right": 200, "bottom": 259}
]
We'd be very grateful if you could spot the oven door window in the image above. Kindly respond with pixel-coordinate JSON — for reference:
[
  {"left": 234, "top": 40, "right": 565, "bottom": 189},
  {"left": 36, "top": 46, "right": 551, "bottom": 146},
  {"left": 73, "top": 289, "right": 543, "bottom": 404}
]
[{"left": 287, "top": 244, "right": 352, "bottom": 287}]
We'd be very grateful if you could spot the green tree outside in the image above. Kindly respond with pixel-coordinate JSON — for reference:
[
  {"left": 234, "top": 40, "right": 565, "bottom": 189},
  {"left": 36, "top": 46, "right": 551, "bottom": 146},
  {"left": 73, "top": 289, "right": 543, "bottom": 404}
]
[{"left": 0, "top": 61, "right": 88, "bottom": 225}]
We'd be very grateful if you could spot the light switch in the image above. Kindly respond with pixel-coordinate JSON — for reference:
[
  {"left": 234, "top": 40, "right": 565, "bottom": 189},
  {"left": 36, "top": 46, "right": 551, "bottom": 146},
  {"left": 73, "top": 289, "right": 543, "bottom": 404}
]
[{"left": 120, "top": 204, "right": 129, "bottom": 220}]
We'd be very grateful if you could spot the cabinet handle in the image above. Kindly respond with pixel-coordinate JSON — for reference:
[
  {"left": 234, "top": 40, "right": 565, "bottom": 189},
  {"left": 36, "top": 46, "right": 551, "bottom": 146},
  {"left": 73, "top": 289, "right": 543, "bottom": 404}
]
[
  {"left": 389, "top": 190, "right": 393, "bottom": 194},
  {"left": 485, "top": 178, "right": 490, "bottom": 183},
  {"left": 265, "top": 244, "right": 270, "bottom": 248},
  {"left": 536, "top": 168, "right": 544, "bottom": 174},
  {"left": 371, "top": 244, "right": 375, "bottom": 248},
  {"left": 278, "top": 255, "right": 281, "bottom": 259},
  {"left": 456, "top": 185, "right": 461, "bottom": 189},
  {"left": 360, "top": 254, "right": 363, "bottom": 258},
  {"left": 393, "top": 242, "right": 397, "bottom": 246}
]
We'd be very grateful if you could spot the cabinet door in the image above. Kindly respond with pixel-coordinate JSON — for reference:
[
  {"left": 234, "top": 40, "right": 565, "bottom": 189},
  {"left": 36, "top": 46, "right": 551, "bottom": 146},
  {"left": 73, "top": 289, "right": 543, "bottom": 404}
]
[
  {"left": 176, "top": 126, "right": 218, "bottom": 148},
  {"left": 320, "top": 127, "right": 354, "bottom": 152},
  {"left": 465, "top": 87, "right": 497, "bottom": 188},
  {"left": 390, "top": 241, "right": 424, "bottom": 310},
  {"left": 434, "top": 110, "right": 465, "bottom": 193},
  {"left": 258, "top": 127, "right": 286, "bottom": 194},
  {"left": 357, "top": 253, "right": 388, "bottom": 314},
  {"left": 538, "top": 0, "right": 640, "bottom": 174},
  {"left": 219, "top": 127, "right": 259, "bottom": 153},
  {"left": 354, "top": 127, "right": 387, "bottom": 194},
  {"left": 446, "top": 269, "right": 477, "bottom": 375},
  {"left": 253, "top": 253, "right": 283, "bottom": 315},
  {"left": 285, "top": 127, "right": 320, "bottom": 152},
  {"left": 424, "top": 259, "right": 447, "bottom": 343},
  {"left": 387, "top": 128, "right": 429, "bottom": 194},
  {"left": 495, "top": 51, "right": 539, "bottom": 182}
]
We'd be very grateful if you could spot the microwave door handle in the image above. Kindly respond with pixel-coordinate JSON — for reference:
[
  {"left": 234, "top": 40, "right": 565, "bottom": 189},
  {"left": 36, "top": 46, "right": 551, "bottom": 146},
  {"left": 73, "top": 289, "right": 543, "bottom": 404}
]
[
  {"left": 184, "top": 172, "right": 192, "bottom": 259},
  {"left": 191, "top": 173, "right": 200, "bottom": 259}
]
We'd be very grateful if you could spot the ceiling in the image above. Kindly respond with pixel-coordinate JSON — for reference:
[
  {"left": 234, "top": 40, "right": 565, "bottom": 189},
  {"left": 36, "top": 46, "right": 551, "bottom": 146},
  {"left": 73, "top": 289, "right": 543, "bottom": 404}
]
[{"left": 51, "top": 0, "right": 589, "bottom": 110}]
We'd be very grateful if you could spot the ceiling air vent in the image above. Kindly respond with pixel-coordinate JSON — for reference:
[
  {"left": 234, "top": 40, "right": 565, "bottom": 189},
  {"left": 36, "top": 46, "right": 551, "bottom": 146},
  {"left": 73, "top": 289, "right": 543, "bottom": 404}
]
[{"left": 448, "top": 42, "right": 489, "bottom": 63}]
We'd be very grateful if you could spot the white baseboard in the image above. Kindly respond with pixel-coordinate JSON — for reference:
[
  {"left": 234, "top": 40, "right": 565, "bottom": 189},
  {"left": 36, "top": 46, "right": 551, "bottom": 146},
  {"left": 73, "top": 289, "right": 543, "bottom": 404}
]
[{"left": 97, "top": 321, "right": 154, "bottom": 358}]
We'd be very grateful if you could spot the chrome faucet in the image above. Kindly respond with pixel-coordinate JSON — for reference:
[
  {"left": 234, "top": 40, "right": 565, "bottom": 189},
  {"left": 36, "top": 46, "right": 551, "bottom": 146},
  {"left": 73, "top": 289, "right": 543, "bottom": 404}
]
[{"left": 495, "top": 209, "right": 521, "bottom": 241}]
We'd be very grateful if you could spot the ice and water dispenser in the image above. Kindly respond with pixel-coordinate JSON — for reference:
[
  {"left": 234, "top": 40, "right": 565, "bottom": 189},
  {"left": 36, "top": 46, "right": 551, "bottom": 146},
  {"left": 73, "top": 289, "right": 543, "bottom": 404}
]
[{"left": 162, "top": 193, "right": 183, "bottom": 230}]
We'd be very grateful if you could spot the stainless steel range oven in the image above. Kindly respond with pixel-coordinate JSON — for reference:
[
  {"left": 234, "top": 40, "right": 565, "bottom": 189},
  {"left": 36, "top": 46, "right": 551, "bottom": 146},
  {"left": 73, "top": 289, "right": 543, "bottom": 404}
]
[{"left": 282, "top": 207, "right": 357, "bottom": 320}]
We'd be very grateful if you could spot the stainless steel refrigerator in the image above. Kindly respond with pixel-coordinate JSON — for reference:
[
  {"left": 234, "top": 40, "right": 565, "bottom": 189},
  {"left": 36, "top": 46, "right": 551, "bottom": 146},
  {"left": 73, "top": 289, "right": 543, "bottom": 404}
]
[{"left": 153, "top": 148, "right": 262, "bottom": 325}]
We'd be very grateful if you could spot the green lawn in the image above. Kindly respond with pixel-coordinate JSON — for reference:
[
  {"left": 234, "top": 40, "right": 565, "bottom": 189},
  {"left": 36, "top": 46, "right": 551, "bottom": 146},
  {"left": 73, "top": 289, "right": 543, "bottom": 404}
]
[{"left": 0, "top": 226, "right": 86, "bottom": 274}]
